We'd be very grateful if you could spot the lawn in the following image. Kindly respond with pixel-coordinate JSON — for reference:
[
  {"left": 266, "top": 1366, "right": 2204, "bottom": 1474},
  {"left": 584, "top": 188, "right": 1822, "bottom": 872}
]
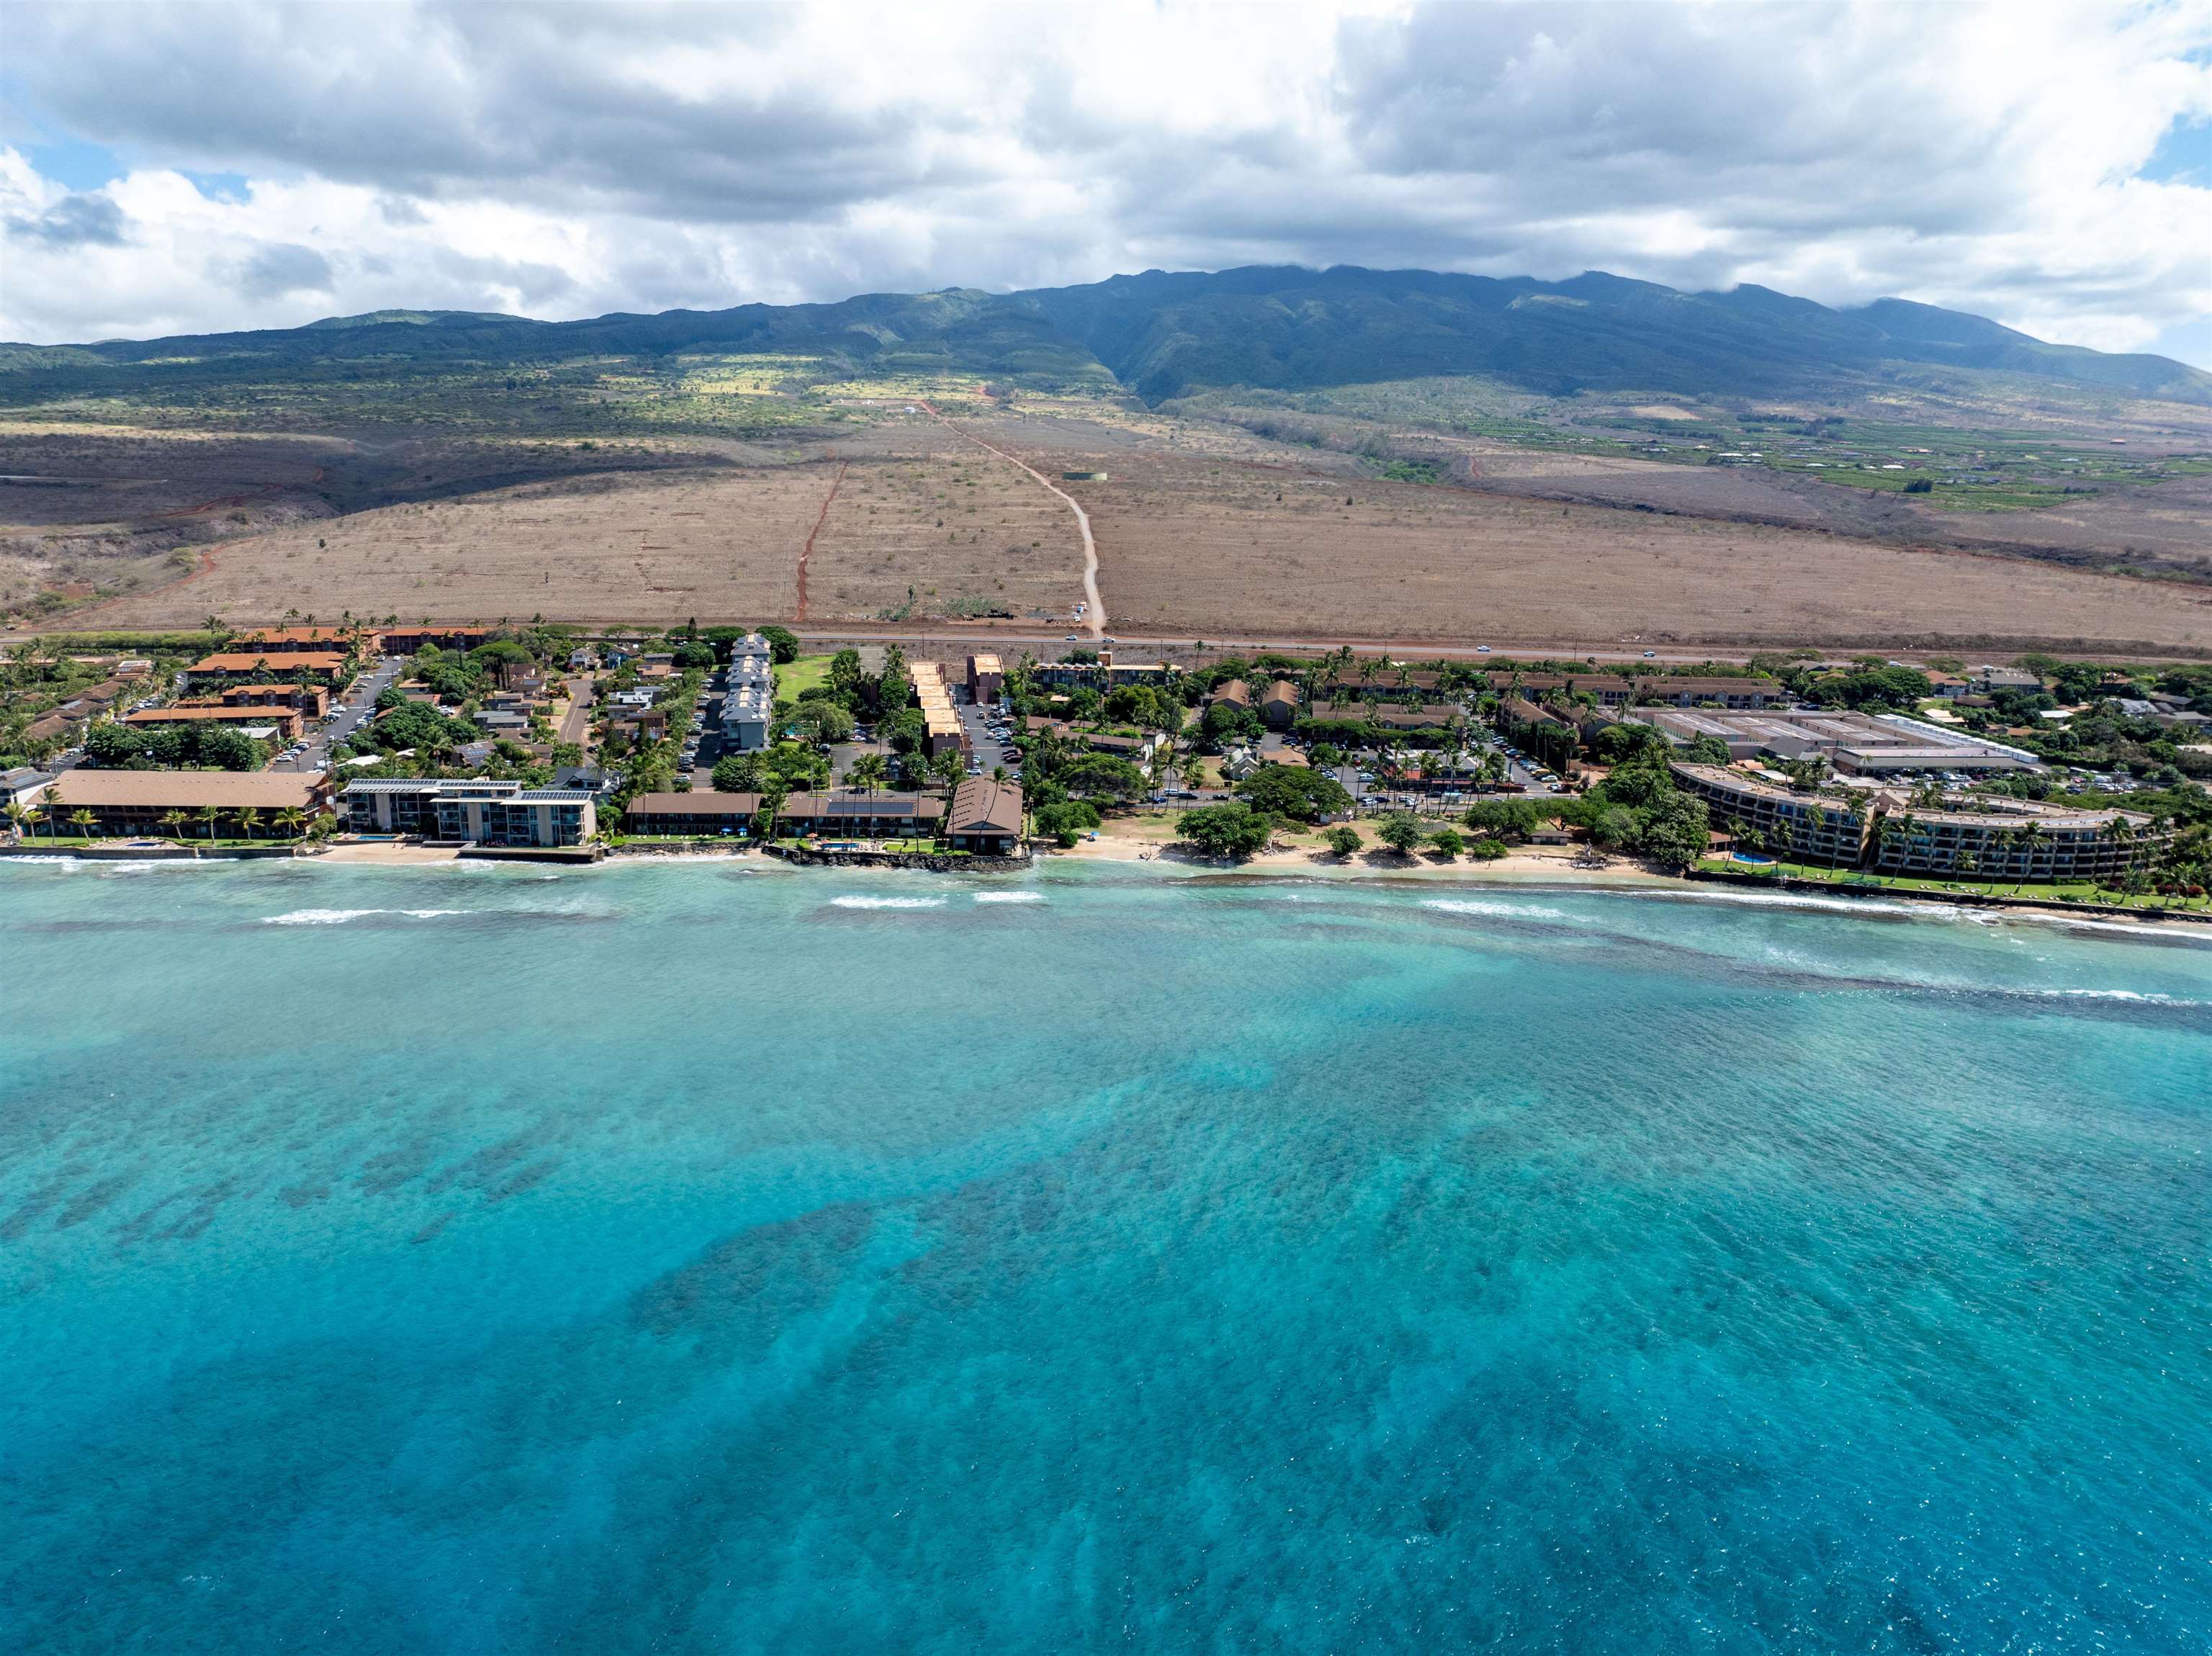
[
  {"left": 1695, "top": 857, "right": 2206, "bottom": 915},
  {"left": 775, "top": 654, "right": 835, "bottom": 703}
]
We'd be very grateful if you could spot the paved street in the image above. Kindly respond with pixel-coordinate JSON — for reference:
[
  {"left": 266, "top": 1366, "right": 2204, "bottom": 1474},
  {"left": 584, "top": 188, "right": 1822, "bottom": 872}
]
[
  {"left": 955, "top": 691, "right": 1018, "bottom": 778},
  {"left": 556, "top": 675, "right": 594, "bottom": 746},
  {"left": 273, "top": 655, "right": 402, "bottom": 773}
]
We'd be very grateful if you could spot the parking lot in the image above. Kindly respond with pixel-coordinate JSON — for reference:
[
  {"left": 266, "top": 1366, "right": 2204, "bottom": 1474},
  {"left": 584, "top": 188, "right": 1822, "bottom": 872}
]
[
  {"left": 272, "top": 656, "right": 402, "bottom": 775},
  {"left": 958, "top": 693, "right": 1020, "bottom": 780}
]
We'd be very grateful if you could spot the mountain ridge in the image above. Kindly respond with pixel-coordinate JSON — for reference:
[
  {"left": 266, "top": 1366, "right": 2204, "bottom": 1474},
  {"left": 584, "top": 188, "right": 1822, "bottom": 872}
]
[{"left": 5, "top": 266, "right": 2207, "bottom": 408}]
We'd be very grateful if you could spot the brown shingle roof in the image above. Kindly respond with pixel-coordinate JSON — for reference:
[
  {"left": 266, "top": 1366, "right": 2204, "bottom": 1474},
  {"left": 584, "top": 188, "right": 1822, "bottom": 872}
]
[
  {"left": 45, "top": 770, "right": 323, "bottom": 809},
  {"left": 622, "top": 791, "right": 763, "bottom": 816},
  {"left": 190, "top": 652, "right": 351, "bottom": 673},
  {"left": 950, "top": 778, "right": 1023, "bottom": 835}
]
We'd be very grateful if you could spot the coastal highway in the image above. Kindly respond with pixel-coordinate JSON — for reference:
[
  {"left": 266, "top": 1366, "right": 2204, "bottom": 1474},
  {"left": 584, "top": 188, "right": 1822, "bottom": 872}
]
[{"left": 785, "top": 624, "right": 1793, "bottom": 670}]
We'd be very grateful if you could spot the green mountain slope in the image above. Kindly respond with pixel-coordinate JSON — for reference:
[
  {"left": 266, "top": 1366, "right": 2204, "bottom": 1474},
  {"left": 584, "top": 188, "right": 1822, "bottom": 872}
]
[{"left": 5, "top": 266, "right": 2206, "bottom": 410}]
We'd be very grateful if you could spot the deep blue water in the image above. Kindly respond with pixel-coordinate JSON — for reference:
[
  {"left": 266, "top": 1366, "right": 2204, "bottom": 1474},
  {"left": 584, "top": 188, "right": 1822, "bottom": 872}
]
[{"left": 2, "top": 855, "right": 2208, "bottom": 1653}]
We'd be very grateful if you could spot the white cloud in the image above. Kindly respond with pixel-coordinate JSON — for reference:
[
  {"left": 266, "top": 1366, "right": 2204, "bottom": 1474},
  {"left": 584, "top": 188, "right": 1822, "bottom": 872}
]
[{"left": 3, "top": 0, "right": 2208, "bottom": 363}]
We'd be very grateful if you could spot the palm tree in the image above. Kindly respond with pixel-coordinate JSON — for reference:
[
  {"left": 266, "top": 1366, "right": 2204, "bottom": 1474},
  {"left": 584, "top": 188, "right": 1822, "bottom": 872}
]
[
  {"left": 39, "top": 786, "right": 60, "bottom": 841},
  {"left": 197, "top": 804, "right": 223, "bottom": 845},
  {"left": 2100, "top": 816, "right": 2136, "bottom": 897},
  {"left": 848, "top": 752, "right": 888, "bottom": 796},
  {"left": 68, "top": 807, "right": 96, "bottom": 842},
  {"left": 2011, "top": 823, "right": 2044, "bottom": 894},
  {"left": 237, "top": 807, "right": 264, "bottom": 843},
  {"left": 275, "top": 806, "right": 307, "bottom": 840},
  {"left": 929, "top": 747, "right": 964, "bottom": 805},
  {"left": 158, "top": 809, "right": 189, "bottom": 843},
  {"left": 2, "top": 801, "right": 25, "bottom": 842}
]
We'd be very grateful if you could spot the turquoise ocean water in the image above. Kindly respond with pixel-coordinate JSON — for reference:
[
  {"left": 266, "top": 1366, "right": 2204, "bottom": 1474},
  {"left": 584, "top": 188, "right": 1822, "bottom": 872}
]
[{"left": 2, "top": 855, "right": 2208, "bottom": 1652}]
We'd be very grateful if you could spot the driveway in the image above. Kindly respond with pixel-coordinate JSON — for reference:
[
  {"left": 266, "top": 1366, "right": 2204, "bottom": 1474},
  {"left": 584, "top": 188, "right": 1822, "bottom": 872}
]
[
  {"left": 273, "top": 655, "right": 401, "bottom": 775},
  {"left": 956, "top": 691, "right": 1019, "bottom": 778}
]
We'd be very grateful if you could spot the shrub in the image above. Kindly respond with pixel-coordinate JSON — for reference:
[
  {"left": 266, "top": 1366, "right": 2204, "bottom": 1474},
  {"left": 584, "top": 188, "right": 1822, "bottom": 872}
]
[{"left": 1323, "top": 824, "right": 1363, "bottom": 858}]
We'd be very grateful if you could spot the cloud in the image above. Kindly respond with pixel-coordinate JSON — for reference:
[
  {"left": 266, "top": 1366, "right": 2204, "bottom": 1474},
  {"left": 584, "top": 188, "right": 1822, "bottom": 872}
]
[
  {"left": 238, "top": 242, "right": 333, "bottom": 301},
  {"left": 4, "top": 188, "right": 127, "bottom": 246},
  {"left": 1, "top": 0, "right": 2207, "bottom": 364}
]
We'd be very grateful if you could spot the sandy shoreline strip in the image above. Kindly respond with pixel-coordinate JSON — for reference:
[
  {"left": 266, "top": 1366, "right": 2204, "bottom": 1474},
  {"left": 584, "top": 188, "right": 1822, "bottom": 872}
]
[{"left": 46, "top": 831, "right": 2190, "bottom": 927}]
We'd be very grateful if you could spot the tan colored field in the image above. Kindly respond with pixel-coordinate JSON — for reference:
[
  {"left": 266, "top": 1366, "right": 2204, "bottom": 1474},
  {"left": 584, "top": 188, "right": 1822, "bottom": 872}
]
[
  {"left": 74, "top": 419, "right": 1094, "bottom": 632},
  {"left": 1035, "top": 441, "right": 2211, "bottom": 653},
  {"left": 50, "top": 410, "right": 2212, "bottom": 655}
]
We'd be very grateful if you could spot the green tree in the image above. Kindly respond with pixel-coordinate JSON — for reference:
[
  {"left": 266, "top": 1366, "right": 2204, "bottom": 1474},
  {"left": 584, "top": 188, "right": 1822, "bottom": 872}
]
[
  {"left": 1178, "top": 801, "right": 1272, "bottom": 860},
  {"left": 1235, "top": 763, "right": 1351, "bottom": 823},
  {"left": 1635, "top": 793, "right": 1710, "bottom": 871},
  {"left": 712, "top": 752, "right": 766, "bottom": 793},
  {"left": 929, "top": 747, "right": 966, "bottom": 804},
  {"left": 1428, "top": 826, "right": 1465, "bottom": 858},
  {"left": 760, "top": 626, "right": 800, "bottom": 665},
  {"left": 68, "top": 806, "right": 96, "bottom": 841},
  {"left": 1323, "top": 824, "right": 1363, "bottom": 858},
  {"left": 1375, "top": 811, "right": 1425, "bottom": 856},
  {"left": 197, "top": 803, "right": 223, "bottom": 844},
  {"left": 1060, "top": 754, "right": 1148, "bottom": 806},
  {"left": 1033, "top": 800, "right": 1102, "bottom": 847},
  {"left": 848, "top": 752, "right": 889, "bottom": 796},
  {"left": 794, "top": 700, "right": 855, "bottom": 746}
]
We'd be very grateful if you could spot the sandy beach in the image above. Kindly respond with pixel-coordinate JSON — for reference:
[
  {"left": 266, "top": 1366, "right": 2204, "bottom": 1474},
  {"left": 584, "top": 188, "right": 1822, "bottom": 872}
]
[
  {"left": 1053, "top": 814, "right": 1683, "bottom": 886},
  {"left": 313, "top": 842, "right": 464, "bottom": 866}
]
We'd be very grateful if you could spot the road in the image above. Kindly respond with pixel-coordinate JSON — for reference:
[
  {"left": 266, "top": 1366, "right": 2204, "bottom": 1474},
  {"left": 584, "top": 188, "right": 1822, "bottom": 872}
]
[
  {"left": 274, "top": 655, "right": 401, "bottom": 773},
  {"left": 920, "top": 404, "right": 1105, "bottom": 641},
  {"left": 557, "top": 675, "right": 595, "bottom": 746},
  {"left": 954, "top": 689, "right": 1020, "bottom": 778},
  {"left": 786, "top": 623, "right": 1781, "bottom": 670}
]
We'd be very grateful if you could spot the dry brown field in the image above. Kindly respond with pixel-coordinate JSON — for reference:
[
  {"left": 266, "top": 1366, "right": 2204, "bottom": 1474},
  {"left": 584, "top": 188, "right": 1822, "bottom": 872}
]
[
  {"left": 1032, "top": 438, "right": 2212, "bottom": 654},
  {"left": 72, "top": 417, "right": 1096, "bottom": 632},
  {"left": 37, "top": 410, "right": 2212, "bottom": 656}
]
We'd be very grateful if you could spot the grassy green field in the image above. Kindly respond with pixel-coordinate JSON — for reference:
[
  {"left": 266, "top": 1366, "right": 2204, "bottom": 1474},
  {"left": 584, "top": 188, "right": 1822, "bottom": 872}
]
[
  {"left": 1695, "top": 856, "right": 2206, "bottom": 914},
  {"left": 775, "top": 654, "right": 835, "bottom": 702}
]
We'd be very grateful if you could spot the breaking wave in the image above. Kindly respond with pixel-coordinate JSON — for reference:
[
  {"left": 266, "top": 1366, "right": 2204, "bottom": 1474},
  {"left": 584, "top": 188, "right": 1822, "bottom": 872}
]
[
  {"left": 262, "top": 908, "right": 468, "bottom": 926},
  {"left": 1422, "top": 898, "right": 1570, "bottom": 920}
]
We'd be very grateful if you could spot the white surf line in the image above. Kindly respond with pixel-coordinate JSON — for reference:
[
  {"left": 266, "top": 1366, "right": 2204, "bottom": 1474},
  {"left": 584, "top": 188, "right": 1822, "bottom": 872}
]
[{"left": 924, "top": 402, "right": 1105, "bottom": 639}]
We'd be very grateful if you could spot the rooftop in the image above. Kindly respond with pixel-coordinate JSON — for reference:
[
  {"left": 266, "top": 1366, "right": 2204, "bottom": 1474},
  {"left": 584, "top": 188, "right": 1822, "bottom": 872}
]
[
  {"left": 624, "top": 791, "right": 763, "bottom": 815},
  {"left": 950, "top": 777, "right": 1023, "bottom": 834},
  {"left": 189, "top": 652, "right": 351, "bottom": 672},
  {"left": 45, "top": 770, "right": 323, "bottom": 809}
]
